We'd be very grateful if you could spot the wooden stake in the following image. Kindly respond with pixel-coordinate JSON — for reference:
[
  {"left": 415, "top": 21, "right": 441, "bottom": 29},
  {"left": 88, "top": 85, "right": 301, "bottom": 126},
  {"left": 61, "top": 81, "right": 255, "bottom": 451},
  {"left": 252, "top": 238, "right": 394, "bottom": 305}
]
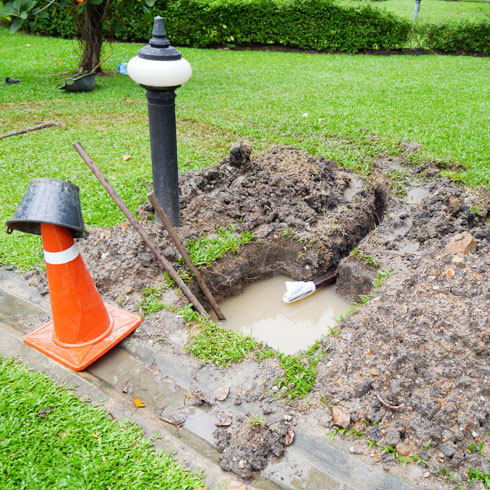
[
  {"left": 0, "top": 121, "right": 64, "bottom": 140},
  {"left": 73, "top": 141, "right": 209, "bottom": 318},
  {"left": 148, "top": 192, "right": 225, "bottom": 321}
]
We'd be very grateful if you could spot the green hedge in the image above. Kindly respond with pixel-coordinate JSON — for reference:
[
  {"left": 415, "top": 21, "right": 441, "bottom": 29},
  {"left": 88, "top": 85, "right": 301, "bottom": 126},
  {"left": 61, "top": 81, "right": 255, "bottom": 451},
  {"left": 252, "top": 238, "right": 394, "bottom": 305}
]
[
  {"left": 30, "top": 4, "right": 76, "bottom": 37},
  {"left": 28, "top": 0, "right": 490, "bottom": 53},
  {"left": 31, "top": 0, "right": 411, "bottom": 53},
  {"left": 419, "top": 19, "right": 490, "bottom": 53},
  {"left": 164, "top": 0, "right": 410, "bottom": 51}
]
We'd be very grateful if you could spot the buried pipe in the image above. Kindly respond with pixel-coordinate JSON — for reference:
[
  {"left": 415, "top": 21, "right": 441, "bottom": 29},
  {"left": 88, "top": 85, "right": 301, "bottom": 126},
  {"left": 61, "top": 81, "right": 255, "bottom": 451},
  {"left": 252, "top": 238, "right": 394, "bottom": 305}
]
[
  {"left": 283, "top": 271, "right": 337, "bottom": 304},
  {"left": 73, "top": 142, "right": 209, "bottom": 318},
  {"left": 147, "top": 192, "right": 226, "bottom": 321}
]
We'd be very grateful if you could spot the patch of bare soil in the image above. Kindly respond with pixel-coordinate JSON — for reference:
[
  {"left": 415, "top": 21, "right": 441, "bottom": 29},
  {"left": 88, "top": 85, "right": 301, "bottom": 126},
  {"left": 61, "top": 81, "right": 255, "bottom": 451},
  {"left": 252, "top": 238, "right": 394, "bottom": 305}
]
[
  {"left": 24, "top": 142, "right": 489, "bottom": 487},
  {"left": 313, "top": 162, "right": 490, "bottom": 484},
  {"left": 214, "top": 418, "right": 293, "bottom": 481}
]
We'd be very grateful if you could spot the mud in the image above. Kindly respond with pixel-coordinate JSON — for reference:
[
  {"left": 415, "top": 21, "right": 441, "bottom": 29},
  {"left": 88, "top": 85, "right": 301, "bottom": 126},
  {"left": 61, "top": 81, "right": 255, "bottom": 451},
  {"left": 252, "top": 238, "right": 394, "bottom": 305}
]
[
  {"left": 21, "top": 142, "right": 490, "bottom": 488},
  {"left": 214, "top": 419, "right": 292, "bottom": 481}
]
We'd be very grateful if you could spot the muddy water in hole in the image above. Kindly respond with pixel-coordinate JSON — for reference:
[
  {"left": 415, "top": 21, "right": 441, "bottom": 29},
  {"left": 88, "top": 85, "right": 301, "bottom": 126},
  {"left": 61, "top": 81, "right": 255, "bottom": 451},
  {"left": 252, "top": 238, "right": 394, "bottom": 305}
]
[{"left": 219, "top": 275, "right": 352, "bottom": 355}]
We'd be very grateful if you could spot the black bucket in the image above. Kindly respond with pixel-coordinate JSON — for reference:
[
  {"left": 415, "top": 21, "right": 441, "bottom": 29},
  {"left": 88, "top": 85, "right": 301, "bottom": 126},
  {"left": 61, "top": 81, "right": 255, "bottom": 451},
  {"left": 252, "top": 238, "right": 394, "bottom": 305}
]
[
  {"left": 59, "top": 73, "right": 96, "bottom": 93},
  {"left": 6, "top": 178, "right": 88, "bottom": 238}
]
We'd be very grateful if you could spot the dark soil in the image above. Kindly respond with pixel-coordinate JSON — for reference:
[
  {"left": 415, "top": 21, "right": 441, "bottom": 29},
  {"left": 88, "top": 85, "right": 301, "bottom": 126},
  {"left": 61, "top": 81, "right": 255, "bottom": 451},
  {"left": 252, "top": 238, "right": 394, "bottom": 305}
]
[
  {"left": 316, "top": 168, "right": 490, "bottom": 486},
  {"left": 214, "top": 418, "right": 293, "bottom": 480},
  {"left": 24, "top": 142, "right": 489, "bottom": 488},
  {"left": 29, "top": 142, "right": 383, "bottom": 305},
  {"left": 298, "top": 151, "right": 488, "bottom": 487}
]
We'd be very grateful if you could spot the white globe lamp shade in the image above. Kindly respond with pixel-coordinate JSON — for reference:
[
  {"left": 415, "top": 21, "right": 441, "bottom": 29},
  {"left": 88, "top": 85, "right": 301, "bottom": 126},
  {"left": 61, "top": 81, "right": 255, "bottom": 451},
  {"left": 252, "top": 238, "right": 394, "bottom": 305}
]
[
  {"left": 128, "top": 56, "right": 192, "bottom": 88},
  {"left": 128, "top": 15, "right": 192, "bottom": 89}
]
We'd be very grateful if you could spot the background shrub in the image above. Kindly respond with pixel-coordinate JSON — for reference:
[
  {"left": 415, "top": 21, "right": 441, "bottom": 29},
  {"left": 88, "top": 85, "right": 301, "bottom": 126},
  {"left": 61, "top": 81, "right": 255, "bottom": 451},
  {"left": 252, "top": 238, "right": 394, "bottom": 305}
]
[
  {"left": 30, "top": 4, "right": 76, "bottom": 38},
  {"left": 419, "top": 19, "right": 490, "bottom": 53},
  {"left": 163, "top": 0, "right": 410, "bottom": 51},
  {"left": 28, "top": 0, "right": 490, "bottom": 54},
  {"left": 30, "top": 0, "right": 411, "bottom": 53}
]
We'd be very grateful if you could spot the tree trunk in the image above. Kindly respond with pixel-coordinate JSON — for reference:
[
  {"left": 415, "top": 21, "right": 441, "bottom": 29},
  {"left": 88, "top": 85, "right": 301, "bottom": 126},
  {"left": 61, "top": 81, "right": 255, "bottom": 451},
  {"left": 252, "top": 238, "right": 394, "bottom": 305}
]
[{"left": 79, "top": 1, "right": 108, "bottom": 73}]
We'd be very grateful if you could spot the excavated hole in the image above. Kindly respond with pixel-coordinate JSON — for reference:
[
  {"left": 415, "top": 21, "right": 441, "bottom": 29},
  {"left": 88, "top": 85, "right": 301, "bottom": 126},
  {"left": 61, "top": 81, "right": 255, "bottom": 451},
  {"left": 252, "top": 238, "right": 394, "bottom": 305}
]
[
  {"left": 171, "top": 143, "right": 389, "bottom": 353},
  {"left": 177, "top": 143, "right": 388, "bottom": 309}
]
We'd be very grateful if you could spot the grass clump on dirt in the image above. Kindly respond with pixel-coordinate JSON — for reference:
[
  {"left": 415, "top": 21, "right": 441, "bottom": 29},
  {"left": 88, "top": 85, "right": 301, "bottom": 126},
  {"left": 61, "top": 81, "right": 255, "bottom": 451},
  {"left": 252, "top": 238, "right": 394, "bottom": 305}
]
[
  {"left": 349, "top": 247, "right": 380, "bottom": 268},
  {"left": 184, "top": 307, "right": 258, "bottom": 366},
  {"left": 138, "top": 285, "right": 167, "bottom": 317},
  {"left": 256, "top": 341, "right": 329, "bottom": 400},
  {"left": 468, "top": 467, "right": 490, "bottom": 489},
  {"left": 274, "top": 341, "right": 328, "bottom": 400},
  {"left": 249, "top": 415, "right": 266, "bottom": 427},
  {"left": 466, "top": 443, "right": 490, "bottom": 488},
  {"left": 0, "top": 356, "right": 205, "bottom": 490},
  {"left": 184, "top": 225, "right": 254, "bottom": 268},
  {"left": 188, "top": 324, "right": 257, "bottom": 366}
]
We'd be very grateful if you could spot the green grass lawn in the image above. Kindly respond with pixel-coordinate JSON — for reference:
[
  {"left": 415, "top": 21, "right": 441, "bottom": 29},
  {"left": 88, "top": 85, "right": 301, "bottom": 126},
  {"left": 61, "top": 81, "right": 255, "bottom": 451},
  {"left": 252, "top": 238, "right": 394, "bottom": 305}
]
[
  {"left": 1, "top": 27, "right": 489, "bottom": 268},
  {"left": 339, "top": 0, "right": 490, "bottom": 24},
  {"left": 0, "top": 356, "right": 204, "bottom": 489}
]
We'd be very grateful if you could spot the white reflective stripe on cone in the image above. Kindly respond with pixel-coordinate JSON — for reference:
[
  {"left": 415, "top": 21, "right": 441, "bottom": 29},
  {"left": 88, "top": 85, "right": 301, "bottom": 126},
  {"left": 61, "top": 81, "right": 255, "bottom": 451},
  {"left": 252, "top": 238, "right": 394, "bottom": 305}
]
[{"left": 43, "top": 243, "right": 80, "bottom": 265}]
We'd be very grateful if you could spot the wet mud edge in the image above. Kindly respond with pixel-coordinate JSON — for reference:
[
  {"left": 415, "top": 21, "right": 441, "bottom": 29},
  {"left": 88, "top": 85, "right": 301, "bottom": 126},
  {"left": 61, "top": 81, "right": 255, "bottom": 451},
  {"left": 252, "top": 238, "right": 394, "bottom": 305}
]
[{"left": 21, "top": 142, "right": 490, "bottom": 488}]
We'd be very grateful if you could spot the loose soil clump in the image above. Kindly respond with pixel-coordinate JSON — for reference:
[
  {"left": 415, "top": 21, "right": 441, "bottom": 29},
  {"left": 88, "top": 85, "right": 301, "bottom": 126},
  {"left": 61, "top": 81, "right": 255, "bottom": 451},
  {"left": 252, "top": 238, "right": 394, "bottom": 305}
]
[
  {"left": 214, "top": 418, "right": 293, "bottom": 480},
  {"left": 23, "top": 142, "right": 489, "bottom": 488}
]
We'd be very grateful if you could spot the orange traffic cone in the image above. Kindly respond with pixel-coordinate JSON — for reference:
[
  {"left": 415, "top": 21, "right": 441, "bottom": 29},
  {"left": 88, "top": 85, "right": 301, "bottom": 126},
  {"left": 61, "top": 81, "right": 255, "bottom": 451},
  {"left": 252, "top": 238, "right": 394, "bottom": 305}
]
[{"left": 23, "top": 223, "right": 142, "bottom": 371}]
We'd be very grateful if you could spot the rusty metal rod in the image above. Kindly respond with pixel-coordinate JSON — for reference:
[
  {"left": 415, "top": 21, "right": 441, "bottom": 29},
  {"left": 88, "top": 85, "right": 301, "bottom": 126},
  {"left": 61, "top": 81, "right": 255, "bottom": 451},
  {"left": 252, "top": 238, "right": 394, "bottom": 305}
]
[
  {"left": 148, "top": 192, "right": 225, "bottom": 321},
  {"left": 73, "top": 141, "right": 209, "bottom": 318}
]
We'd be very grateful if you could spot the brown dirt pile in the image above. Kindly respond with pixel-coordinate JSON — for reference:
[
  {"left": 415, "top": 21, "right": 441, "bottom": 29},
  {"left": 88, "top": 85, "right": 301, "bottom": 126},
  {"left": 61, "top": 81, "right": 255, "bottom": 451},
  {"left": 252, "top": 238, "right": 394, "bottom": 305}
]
[{"left": 23, "top": 142, "right": 489, "bottom": 487}]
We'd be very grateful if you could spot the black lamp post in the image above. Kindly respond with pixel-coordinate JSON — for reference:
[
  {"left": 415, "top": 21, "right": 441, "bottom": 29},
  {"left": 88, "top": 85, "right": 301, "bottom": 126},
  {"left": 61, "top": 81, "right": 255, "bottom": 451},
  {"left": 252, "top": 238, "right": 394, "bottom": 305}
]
[{"left": 128, "top": 16, "right": 192, "bottom": 227}]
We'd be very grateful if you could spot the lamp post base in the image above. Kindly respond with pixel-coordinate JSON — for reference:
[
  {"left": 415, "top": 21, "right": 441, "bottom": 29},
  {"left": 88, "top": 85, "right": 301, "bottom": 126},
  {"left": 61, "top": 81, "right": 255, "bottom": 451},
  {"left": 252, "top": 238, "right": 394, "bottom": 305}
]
[{"left": 145, "top": 87, "right": 180, "bottom": 227}]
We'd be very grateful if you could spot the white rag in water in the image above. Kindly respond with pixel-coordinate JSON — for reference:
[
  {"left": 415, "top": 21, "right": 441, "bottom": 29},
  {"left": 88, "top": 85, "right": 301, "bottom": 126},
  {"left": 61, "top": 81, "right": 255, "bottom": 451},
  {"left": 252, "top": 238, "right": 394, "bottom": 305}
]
[{"left": 282, "top": 281, "right": 316, "bottom": 304}]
